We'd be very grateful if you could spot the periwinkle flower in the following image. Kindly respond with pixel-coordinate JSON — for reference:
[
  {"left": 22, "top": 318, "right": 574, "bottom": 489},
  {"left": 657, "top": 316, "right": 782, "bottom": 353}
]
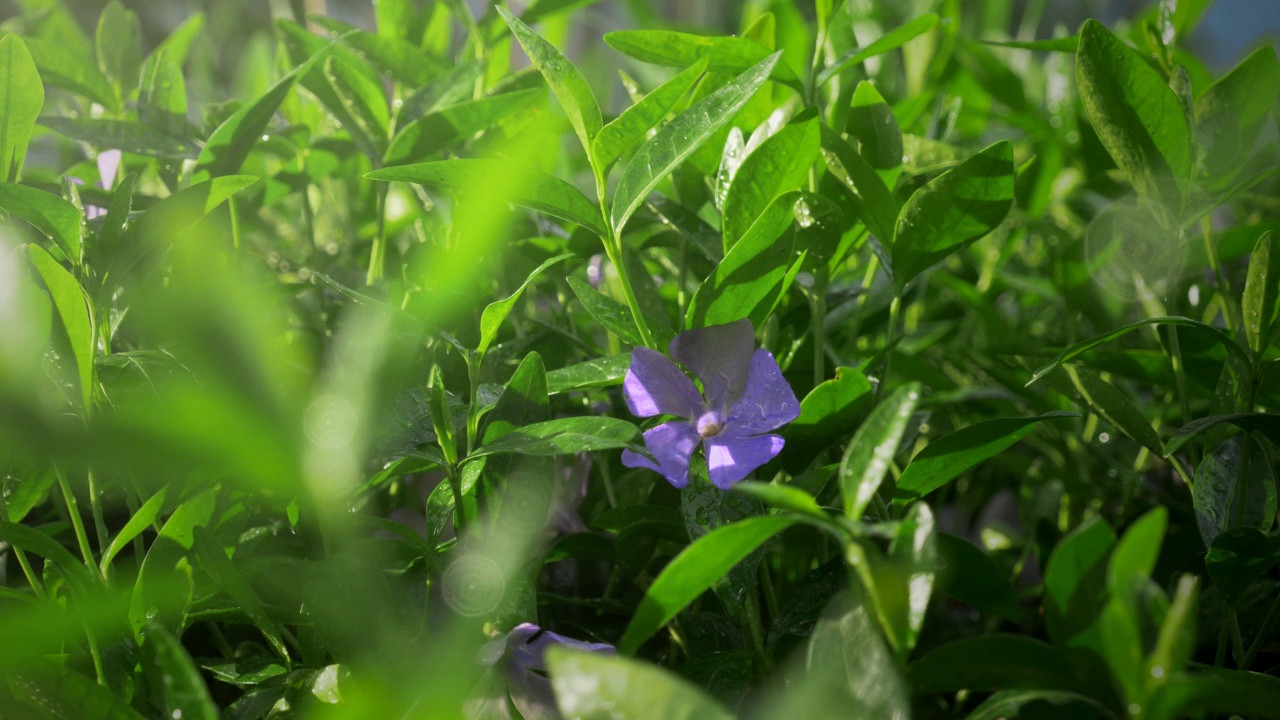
[
  {"left": 471, "top": 623, "right": 614, "bottom": 720},
  {"left": 621, "top": 319, "right": 800, "bottom": 490}
]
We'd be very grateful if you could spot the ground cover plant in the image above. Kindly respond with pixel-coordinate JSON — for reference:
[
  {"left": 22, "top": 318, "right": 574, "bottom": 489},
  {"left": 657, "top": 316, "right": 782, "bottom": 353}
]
[{"left": 0, "top": 0, "right": 1279, "bottom": 717}]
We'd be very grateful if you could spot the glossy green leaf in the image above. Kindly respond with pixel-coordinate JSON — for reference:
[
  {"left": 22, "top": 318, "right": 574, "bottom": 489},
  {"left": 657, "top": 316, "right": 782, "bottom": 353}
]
[
  {"left": 28, "top": 245, "right": 93, "bottom": 410},
  {"left": 1205, "top": 527, "right": 1280, "bottom": 607},
  {"left": 1191, "top": 437, "right": 1276, "bottom": 548},
  {"left": 385, "top": 89, "right": 540, "bottom": 165},
  {"left": 962, "top": 690, "right": 1105, "bottom": 720},
  {"left": 9, "top": 661, "right": 148, "bottom": 720},
  {"left": 840, "top": 382, "right": 920, "bottom": 519},
  {"left": 0, "top": 34, "right": 43, "bottom": 182},
  {"left": 894, "top": 412, "right": 1077, "bottom": 505},
  {"left": 686, "top": 190, "right": 798, "bottom": 329},
  {"left": 95, "top": 1, "right": 142, "bottom": 98},
  {"left": 847, "top": 81, "right": 903, "bottom": 171},
  {"left": 846, "top": 503, "right": 936, "bottom": 656},
  {"left": 1165, "top": 412, "right": 1280, "bottom": 457},
  {"left": 892, "top": 140, "right": 1015, "bottom": 289},
  {"left": 908, "top": 634, "right": 1078, "bottom": 693},
  {"left": 1108, "top": 506, "right": 1167, "bottom": 599},
  {"left": 935, "top": 532, "right": 1021, "bottom": 622},
  {"left": 604, "top": 30, "right": 799, "bottom": 88},
  {"left": 0, "top": 521, "right": 94, "bottom": 589},
  {"left": 618, "top": 515, "right": 795, "bottom": 654},
  {"left": 39, "top": 117, "right": 197, "bottom": 158},
  {"left": 1145, "top": 668, "right": 1280, "bottom": 719},
  {"left": 722, "top": 114, "right": 819, "bottom": 251},
  {"left": 732, "top": 481, "right": 829, "bottom": 520},
  {"left": 817, "top": 14, "right": 940, "bottom": 87},
  {"left": 498, "top": 6, "right": 602, "bottom": 155},
  {"left": 546, "top": 353, "right": 630, "bottom": 394},
  {"left": 1028, "top": 316, "right": 1252, "bottom": 387},
  {"left": 1145, "top": 574, "right": 1198, "bottom": 697},
  {"left": 1243, "top": 231, "right": 1280, "bottom": 356},
  {"left": 468, "top": 416, "right": 641, "bottom": 460},
  {"left": 612, "top": 53, "right": 780, "bottom": 235},
  {"left": 1042, "top": 364, "right": 1164, "bottom": 455},
  {"left": 1195, "top": 47, "right": 1280, "bottom": 183},
  {"left": 99, "top": 485, "right": 167, "bottom": 573},
  {"left": 0, "top": 183, "right": 82, "bottom": 261},
  {"left": 128, "top": 486, "right": 219, "bottom": 637},
  {"left": 782, "top": 366, "right": 873, "bottom": 471},
  {"left": 145, "top": 624, "right": 220, "bottom": 720},
  {"left": 548, "top": 647, "right": 734, "bottom": 720},
  {"left": 1076, "top": 19, "right": 1190, "bottom": 207},
  {"left": 568, "top": 276, "right": 644, "bottom": 347},
  {"left": 480, "top": 351, "right": 550, "bottom": 444},
  {"left": 367, "top": 161, "right": 606, "bottom": 237},
  {"left": 983, "top": 36, "right": 1080, "bottom": 52},
  {"left": 592, "top": 58, "right": 708, "bottom": 171},
  {"left": 820, "top": 124, "right": 896, "bottom": 243},
  {"left": 477, "top": 253, "right": 573, "bottom": 356}
]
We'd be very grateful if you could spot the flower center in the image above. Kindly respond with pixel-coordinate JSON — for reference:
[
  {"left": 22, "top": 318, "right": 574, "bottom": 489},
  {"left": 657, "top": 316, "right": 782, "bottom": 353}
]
[{"left": 696, "top": 412, "right": 724, "bottom": 438}]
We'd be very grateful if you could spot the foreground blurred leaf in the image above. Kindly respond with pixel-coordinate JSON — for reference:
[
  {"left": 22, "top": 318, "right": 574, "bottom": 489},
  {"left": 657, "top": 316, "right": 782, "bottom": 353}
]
[
  {"left": 1195, "top": 47, "right": 1280, "bottom": 185},
  {"left": 611, "top": 53, "right": 780, "bottom": 234},
  {"left": 935, "top": 533, "right": 1020, "bottom": 622},
  {"left": 548, "top": 648, "right": 734, "bottom": 720},
  {"left": 21, "top": 36, "right": 114, "bottom": 112},
  {"left": 618, "top": 515, "right": 795, "bottom": 654}
]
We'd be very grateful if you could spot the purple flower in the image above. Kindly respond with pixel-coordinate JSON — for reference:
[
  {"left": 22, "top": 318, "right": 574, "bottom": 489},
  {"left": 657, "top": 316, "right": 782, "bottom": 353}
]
[
  {"left": 472, "top": 623, "right": 614, "bottom": 719},
  {"left": 620, "top": 319, "right": 800, "bottom": 490}
]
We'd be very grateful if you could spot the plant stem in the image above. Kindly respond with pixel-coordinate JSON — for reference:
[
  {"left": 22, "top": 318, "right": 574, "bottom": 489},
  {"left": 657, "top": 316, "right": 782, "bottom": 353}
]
[
  {"left": 367, "top": 182, "right": 389, "bottom": 286},
  {"left": 811, "top": 266, "right": 829, "bottom": 387},
  {"left": 595, "top": 171, "right": 656, "bottom": 348},
  {"left": 877, "top": 293, "right": 902, "bottom": 402},
  {"left": 447, "top": 464, "right": 467, "bottom": 535},
  {"left": 55, "top": 467, "right": 100, "bottom": 579},
  {"left": 229, "top": 196, "right": 241, "bottom": 251},
  {"left": 1244, "top": 591, "right": 1280, "bottom": 670}
]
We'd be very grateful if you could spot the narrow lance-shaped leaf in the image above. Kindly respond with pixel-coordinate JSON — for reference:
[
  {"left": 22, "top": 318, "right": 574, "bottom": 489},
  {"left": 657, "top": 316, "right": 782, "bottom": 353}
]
[
  {"left": 384, "top": 89, "right": 542, "bottom": 166},
  {"left": 821, "top": 124, "right": 896, "bottom": 243},
  {"left": 477, "top": 253, "right": 573, "bottom": 357},
  {"left": 192, "top": 527, "right": 291, "bottom": 661},
  {"left": 568, "top": 276, "right": 645, "bottom": 347},
  {"left": 0, "top": 183, "right": 83, "bottom": 262},
  {"left": 498, "top": 6, "right": 602, "bottom": 156},
  {"left": 1076, "top": 19, "right": 1190, "bottom": 208},
  {"left": 892, "top": 140, "right": 1015, "bottom": 289},
  {"left": 1195, "top": 47, "right": 1280, "bottom": 184},
  {"left": 96, "top": 0, "right": 142, "bottom": 98},
  {"left": 618, "top": 515, "right": 797, "bottom": 654},
  {"left": 100, "top": 486, "right": 168, "bottom": 572},
  {"left": 39, "top": 118, "right": 197, "bottom": 159},
  {"left": 28, "top": 245, "right": 94, "bottom": 411},
  {"left": 603, "top": 30, "right": 800, "bottom": 89},
  {"left": 0, "top": 35, "right": 44, "bottom": 182},
  {"left": 367, "top": 161, "right": 606, "bottom": 237},
  {"left": 324, "top": 55, "right": 390, "bottom": 160},
  {"left": 139, "top": 51, "right": 189, "bottom": 138},
  {"left": 817, "top": 14, "right": 941, "bottom": 87},
  {"left": 841, "top": 383, "right": 921, "bottom": 519},
  {"left": 612, "top": 53, "right": 780, "bottom": 235},
  {"left": 591, "top": 58, "right": 709, "bottom": 171},
  {"left": 144, "top": 625, "right": 221, "bottom": 720},
  {"left": 309, "top": 15, "right": 445, "bottom": 86},
  {"left": 1242, "top": 231, "right": 1280, "bottom": 356},
  {"left": 467, "top": 416, "right": 642, "bottom": 460}
]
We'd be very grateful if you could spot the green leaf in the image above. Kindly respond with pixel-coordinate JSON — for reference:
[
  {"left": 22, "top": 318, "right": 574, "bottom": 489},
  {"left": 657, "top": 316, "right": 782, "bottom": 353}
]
[
  {"left": 1041, "top": 364, "right": 1165, "bottom": 455},
  {"left": 99, "top": 486, "right": 167, "bottom": 573},
  {"left": 1108, "top": 506, "right": 1167, "bottom": 600},
  {"left": 733, "top": 481, "right": 829, "bottom": 521},
  {"left": 1195, "top": 47, "right": 1280, "bottom": 184},
  {"left": 9, "top": 661, "right": 149, "bottom": 720},
  {"left": 982, "top": 36, "right": 1080, "bottom": 52},
  {"left": 847, "top": 81, "right": 903, "bottom": 171},
  {"left": 21, "top": 36, "right": 114, "bottom": 112},
  {"left": 38, "top": 117, "right": 197, "bottom": 158},
  {"left": 962, "top": 690, "right": 1106, "bottom": 720},
  {"left": 618, "top": 515, "right": 795, "bottom": 654},
  {"left": 893, "top": 412, "right": 1077, "bottom": 505},
  {"left": 309, "top": 15, "right": 444, "bottom": 87},
  {"left": 1043, "top": 517, "right": 1115, "bottom": 650},
  {"left": 1145, "top": 668, "right": 1280, "bottom": 719},
  {"left": 0, "top": 183, "right": 82, "bottom": 261},
  {"left": 0, "top": 34, "right": 43, "bottom": 182},
  {"left": 1145, "top": 574, "right": 1198, "bottom": 697},
  {"left": 820, "top": 124, "right": 896, "bottom": 243},
  {"left": 0, "top": 521, "right": 94, "bottom": 589},
  {"left": 190, "top": 37, "right": 340, "bottom": 182},
  {"left": 28, "top": 245, "right": 94, "bottom": 410},
  {"left": 891, "top": 140, "right": 1015, "bottom": 289},
  {"left": 546, "top": 353, "right": 630, "bottom": 394},
  {"left": 1191, "top": 437, "right": 1276, "bottom": 548},
  {"left": 95, "top": 1, "right": 142, "bottom": 98},
  {"left": 148, "top": 12, "right": 205, "bottom": 69},
  {"left": 816, "top": 13, "right": 941, "bottom": 87},
  {"left": 192, "top": 527, "right": 290, "bottom": 661},
  {"left": 840, "top": 383, "right": 921, "bottom": 519},
  {"left": 782, "top": 366, "right": 873, "bottom": 471},
  {"left": 611, "top": 53, "right": 780, "bottom": 235},
  {"left": 1205, "top": 527, "right": 1280, "bottom": 607},
  {"left": 477, "top": 253, "right": 573, "bottom": 357},
  {"left": 1075, "top": 19, "right": 1191, "bottom": 207},
  {"left": 144, "top": 625, "right": 220, "bottom": 720},
  {"left": 686, "top": 190, "right": 798, "bottom": 329},
  {"left": 548, "top": 647, "right": 734, "bottom": 720},
  {"left": 592, "top": 58, "right": 708, "bottom": 171},
  {"left": 1243, "top": 231, "right": 1280, "bottom": 356},
  {"left": 908, "top": 634, "right": 1079, "bottom": 693},
  {"left": 935, "top": 533, "right": 1021, "bottom": 622},
  {"left": 324, "top": 55, "right": 390, "bottom": 159},
  {"left": 128, "top": 486, "right": 219, "bottom": 637},
  {"left": 1027, "top": 316, "right": 1252, "bottom": 387},
  {"left": 722, "top": 114, "right": 819, "bottom": 251},
  {"left": 468, "top": 416, "right": 641, "bottom": 460},
  {"left": 604, "top": 30, "right": 799, "bottom": 88},
  {"left": 498, "top": 6, "right": 602, "bottom": 155},
  {"left": 139, "top": 51, "right": 189, "bottom": 138},
  {"left": 384, "top": 89, "right": 541, "bottom": 165},
  {"left": 367, "top": 160, "right": 606, "bottom": 237},
  {"left": 1165, "top": 412, "right": 1280, "bottom": 457},
  {"left": 568, "top": 276, "right": 644, "bottom": 346},
  {"left": 847, "top": 503, "right": 936, "bottom": 656}
]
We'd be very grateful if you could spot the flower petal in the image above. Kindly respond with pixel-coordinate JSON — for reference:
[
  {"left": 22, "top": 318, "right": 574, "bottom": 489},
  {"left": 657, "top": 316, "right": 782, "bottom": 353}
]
[
  {"left": 623, "top": 347, "right": 704, "bottom": 419},
  {"left": 621, "top": 420, "right": 701, "bottom": 488},
  {"left": 705, "top": 434, "right": 785, "bottom": 489},
  {"left": 97, "top": 149, "right": 122, "bottom": 191},
  {"left": 724, "top": 349, "right": 801, "bottom": 436},
  {"left": 669, "top": 319, "right": 755, "bottom": 412}
]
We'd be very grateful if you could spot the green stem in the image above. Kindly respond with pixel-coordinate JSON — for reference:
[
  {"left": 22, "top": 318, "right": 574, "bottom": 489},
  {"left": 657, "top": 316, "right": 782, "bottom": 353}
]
[
  {"left": 447, "top": 464, "right": 468, "bottom": 535},
  {"left": 811, "top": 267, "right": 829, "bottom": 387},
  {"left": 877, "top": 294, "right": 902, "bottom": 402},
  {"left": 1243, "top": 591, "right": 1280, "bottom": 671},
  {"left": 742, "top": 588, "right": 772, "bottom": 673},
  {"left": 229, "top": 196, "right": 241, "bottom": 252},
  {"left": 595, "top": 171, "right": 656, "bottom": 348},
  {"left": 366, "top": 183, "right": 389, "bottom": 286},
  {"left": 1229, "top": 608, "right": 1247, "bottom": 666},
  {"left": 0, "top": 494, "right": 47, "bottom": 600},
  {"left": 1215, "top": 605, "right": 1231, "bottom": 667},
  {"left": 55, "top": 468, "right": 100, "bottom": 579},
  {"left": 86, "top": 470, "right": 108, "bottom": 559}
]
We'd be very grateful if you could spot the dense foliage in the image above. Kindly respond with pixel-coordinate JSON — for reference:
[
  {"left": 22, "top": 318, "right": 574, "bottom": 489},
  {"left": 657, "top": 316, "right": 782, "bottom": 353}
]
[{"left": 1, "top": 0, "right": 1279, "bottom": 717}]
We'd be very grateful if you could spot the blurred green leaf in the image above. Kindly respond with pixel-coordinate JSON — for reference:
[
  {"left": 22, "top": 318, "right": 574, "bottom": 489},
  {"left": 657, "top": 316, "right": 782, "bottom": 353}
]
[
  {"left": 99, "top": 485, "right": 167, "bottom": 573},
  {"left": 732, "top": 481, "right": 828, "bottom": 520},
  {"left": 935, "top": 532, "right": 1021, "bottom": 622},
  {"left": 1205, "top": 527, "right": 1280, "bottom": 607},
  {"left": 324, "top": 55, "right": 390, "bottom": 160},
  {"left": 611, "top": 53, "right": 780, "bottom": 234},
  {"left": 604, "top": 29, "right": 800, "bottom": 88},
  {"left": 1042, "top": 364, "right": 1165, "bottom": 455},
  {"left": 1195, "top": 47, "right": 1280, "bottom": 185},
  {"left": 39, "top": 117, "right": 197, "bottom": 159},
  {"left": 384, "top": 89, "right": 540, "bottom": 165},
  {"left": 548, "top": 647, "right": 734, "bottom": 720},
  {"left": 139, "top": 51, "right": 189, "bottom": 138},
  {"left": 192, "top": 526, "right": 291, "bottom": 661},
  {"left": 477, "top": 253, "right": 573, "bottom": 357},
  {"left": 1165, "top": 412, "right": 1280, "bottom": 457},
  {"left": 95, "top": 1, "right": 141, "bottom": 99},
  {"left": 9, "top": 661, "right": 148, "bottom": 720},
  {"left": 128, "top": 486, "right": 218, "bottom": 638},
  {"left": 1043, "top": 517, "right": 1115, "bottom": 651},
  {"left": 310, "top": 15, "right": 445, "bottom": 86},
  {"left": 21, "top": 36, "right": 114, "bottom": 112},
  {"left": 0, "top": 34, "right": 43, "bottom": 182},
  {"left": 908, "top": 634, "right": 1079, "bottom": 693}
]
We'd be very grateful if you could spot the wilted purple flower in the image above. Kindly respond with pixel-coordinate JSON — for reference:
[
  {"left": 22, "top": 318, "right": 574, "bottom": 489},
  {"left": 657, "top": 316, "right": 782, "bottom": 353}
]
[
  {"left": 621, "top": 319, "right": 799, "bottom": 490},
  {"left": 471, "top": 623, "right": 614, "bottom": 720}
]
